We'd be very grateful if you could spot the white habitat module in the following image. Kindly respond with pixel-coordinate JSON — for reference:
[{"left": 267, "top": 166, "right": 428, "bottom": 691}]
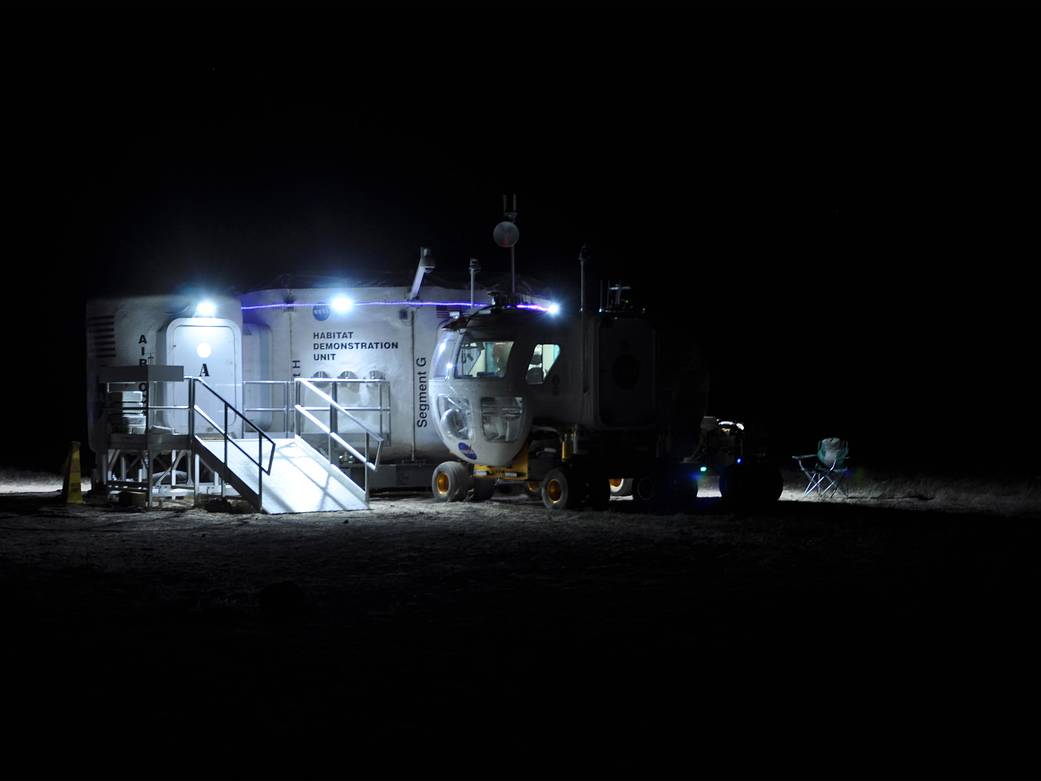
[
  {"left": 85, "top": 294, "right": 243, "bottom": 455},
  {"left": 84, "top": 273, "right": 550, "bottom": 493},
  {"left": 239, "top": 284, "right": 497, "bottom": 479}
]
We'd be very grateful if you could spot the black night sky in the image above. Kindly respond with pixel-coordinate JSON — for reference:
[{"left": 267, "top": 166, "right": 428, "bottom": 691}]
[
  {"left": 6, "top": 10, "right": 1041, "bottom": 781},
  {"left": 4, "top": 11, "right": 1038, "bottom": 477}
]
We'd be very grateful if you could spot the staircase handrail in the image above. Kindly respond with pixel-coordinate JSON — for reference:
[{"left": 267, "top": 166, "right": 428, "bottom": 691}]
[
  {"left": 294, "top": 378, "right": 385, "bottom": 443},
  {"left": 294, "top": 377, "right": 385, "bottom": 502},
  {"left": 190, "top": 377, "right": 276, "bottom": 506}
]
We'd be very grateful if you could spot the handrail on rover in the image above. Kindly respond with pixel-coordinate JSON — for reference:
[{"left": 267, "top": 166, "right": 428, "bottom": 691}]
[
  {"left": 294, "top": 377, "right": 384, "bottom": 503},
  {"left": 189, "top": 377, "right": 276, "bottom": 507}
]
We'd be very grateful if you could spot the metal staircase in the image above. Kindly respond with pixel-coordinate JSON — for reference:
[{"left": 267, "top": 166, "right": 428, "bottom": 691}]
[
  {"left": 193, "top": 436, "right": 367, "bottom": 513},
  {"left": 190, "top": 378, "right": 382, "bottom": 514}
]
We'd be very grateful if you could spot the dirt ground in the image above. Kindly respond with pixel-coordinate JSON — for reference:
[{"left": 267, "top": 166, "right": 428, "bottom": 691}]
[{"left": 2, "top": 484, "right": 1040, "bottom": 779}]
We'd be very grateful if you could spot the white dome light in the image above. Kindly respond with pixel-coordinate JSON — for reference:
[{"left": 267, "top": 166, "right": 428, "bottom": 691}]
[
  {"left": 331, "top": 295, "right": 354, "bottom": 314},
  {"left": 195, "top": 300, "right": 217, "bottom": 317}
]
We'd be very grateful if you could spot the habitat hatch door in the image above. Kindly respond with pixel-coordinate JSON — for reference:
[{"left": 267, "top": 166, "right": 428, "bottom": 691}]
[{"left": 165, "top": 318, "right": 242, "bottom": 433}]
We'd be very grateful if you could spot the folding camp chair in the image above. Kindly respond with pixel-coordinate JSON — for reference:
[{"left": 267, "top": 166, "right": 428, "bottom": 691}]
[{"left": 793, "top": 438, "right": 850, "bottom": 497}]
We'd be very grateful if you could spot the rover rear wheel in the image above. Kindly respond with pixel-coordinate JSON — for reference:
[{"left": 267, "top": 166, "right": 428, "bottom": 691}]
[{"left": 542, "top": 468, "right": 580, "bottom": 511}]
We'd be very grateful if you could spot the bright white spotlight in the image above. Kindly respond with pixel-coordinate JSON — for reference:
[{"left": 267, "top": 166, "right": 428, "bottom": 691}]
[
  {"left": 331, "top": 295, "right": 354, "bottom": 314},
  {"left": 547, "top": 302, "right": 561, "bottom": 316},
  {"left": 195, "top": 300, "right": 217, "bottom": 318}
]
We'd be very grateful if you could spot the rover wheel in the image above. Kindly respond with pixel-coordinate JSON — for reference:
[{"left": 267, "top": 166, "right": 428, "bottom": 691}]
[
  {"left": 432, "top": 461, "right": 472, "bottom": 502},
  {"left": 542, "top": 468, "right": 580, "bottom": 511},
  {"left": 633, "top": 466, "right": 698, "bottom": 513}
]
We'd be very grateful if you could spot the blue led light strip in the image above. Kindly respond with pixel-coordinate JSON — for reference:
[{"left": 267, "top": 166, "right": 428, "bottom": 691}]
[{"left": 240, "top": 300, "right": 550, "bottom": 312}]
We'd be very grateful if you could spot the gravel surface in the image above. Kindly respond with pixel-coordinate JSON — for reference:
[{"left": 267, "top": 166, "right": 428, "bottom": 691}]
[{"left": 2, "top": 488, "right": 1039, "bottom": 778}]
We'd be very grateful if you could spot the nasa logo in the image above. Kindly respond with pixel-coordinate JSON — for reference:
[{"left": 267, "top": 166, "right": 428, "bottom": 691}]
[
  {"left": 458, "top": 442, "right": 477, "bottom": 460},
  {"left": 313, "top": 303, "right": 331, "bottom": 321}
]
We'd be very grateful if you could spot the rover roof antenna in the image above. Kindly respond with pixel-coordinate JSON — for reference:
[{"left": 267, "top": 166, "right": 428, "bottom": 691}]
[{"left": 493, "top": 194, "right": 519, "bottom": 301}]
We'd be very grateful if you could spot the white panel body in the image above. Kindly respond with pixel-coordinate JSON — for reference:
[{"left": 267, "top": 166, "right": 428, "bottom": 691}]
[
  {"left": 429, "top": 308, "right": 576, "bottom": 467},
  {"left": 241, "top": 286, "right": 491, "bottom": 463},
  {"left": 85, "top": 294, "right": 242, "bottom": 454}
]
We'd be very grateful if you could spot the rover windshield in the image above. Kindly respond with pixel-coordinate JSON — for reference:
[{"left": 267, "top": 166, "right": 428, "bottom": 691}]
[{"left": 454, "top": 340, "right": 514, "bottom": 379}]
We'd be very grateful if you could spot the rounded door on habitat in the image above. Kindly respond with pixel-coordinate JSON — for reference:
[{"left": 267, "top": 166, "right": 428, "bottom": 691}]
[{"left": 165, "top": 318, "right": 243, "bottom": 435}]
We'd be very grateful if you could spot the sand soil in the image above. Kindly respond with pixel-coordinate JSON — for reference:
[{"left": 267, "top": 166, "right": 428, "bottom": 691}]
[{"left": 2, "top": 485, "right": 1039, "bottom": 778}]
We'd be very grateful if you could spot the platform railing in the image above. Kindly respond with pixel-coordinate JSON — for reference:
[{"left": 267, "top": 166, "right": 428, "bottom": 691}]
[
  {"left": 249, "top": 377, "right": 391, "bottom": 442},
  {"left": 294, "top": 377, "right": 385, "bottom": 503},
  {"left": 243, "top": 380, "right": 293, "bottom": 438}
]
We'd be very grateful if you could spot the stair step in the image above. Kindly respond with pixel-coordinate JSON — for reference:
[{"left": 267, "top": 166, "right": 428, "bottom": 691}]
[{"left": 194, "top": 436, "right": 367, "bottom": 514}]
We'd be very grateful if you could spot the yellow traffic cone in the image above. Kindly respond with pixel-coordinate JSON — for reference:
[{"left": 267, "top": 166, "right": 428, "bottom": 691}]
[{"left": 61, "top": 441, "right": 83, "bottom": 504}]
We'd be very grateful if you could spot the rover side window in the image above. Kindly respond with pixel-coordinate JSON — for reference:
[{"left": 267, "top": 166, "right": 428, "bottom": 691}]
[
  {"left": 455, "top": 340, "right": 514, "bottom": 379},
  {"left": 432, "top": 334, "right": 460, "bottom": 379},
  {"left": 525, "top": 344, "right": 561, "bottom": 384}
]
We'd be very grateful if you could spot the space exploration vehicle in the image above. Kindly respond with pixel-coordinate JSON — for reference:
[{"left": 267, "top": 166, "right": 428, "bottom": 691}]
[{"left": 428, "top": 250, "right": 783, "bottom": 512}]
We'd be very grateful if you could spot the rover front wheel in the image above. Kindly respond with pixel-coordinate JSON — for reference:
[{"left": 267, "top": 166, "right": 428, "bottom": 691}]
[{"left": 432, "top": 461, "right": 472, "bottom": 502}]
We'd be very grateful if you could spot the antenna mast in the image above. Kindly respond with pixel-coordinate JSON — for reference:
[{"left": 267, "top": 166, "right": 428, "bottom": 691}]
[{"left": 493, "top": 194, "right": 520, "bottom": 301}]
